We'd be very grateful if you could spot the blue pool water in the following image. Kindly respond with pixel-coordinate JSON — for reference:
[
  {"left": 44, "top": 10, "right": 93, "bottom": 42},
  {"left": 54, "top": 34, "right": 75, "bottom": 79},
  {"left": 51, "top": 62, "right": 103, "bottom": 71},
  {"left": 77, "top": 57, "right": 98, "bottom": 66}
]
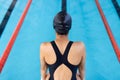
[
  {"left": 117, "top": 0, "right": 120, "bottom": 5},
  {"left": 0, "top": 0, "right": 120, "bottom": 80}
]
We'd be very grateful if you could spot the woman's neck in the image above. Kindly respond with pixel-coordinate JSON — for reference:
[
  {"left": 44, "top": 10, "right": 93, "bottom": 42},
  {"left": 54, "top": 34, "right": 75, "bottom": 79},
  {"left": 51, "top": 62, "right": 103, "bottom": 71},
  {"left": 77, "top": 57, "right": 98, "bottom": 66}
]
[{"left": 55, "top": 34, "right": 69, "bottom": 42}]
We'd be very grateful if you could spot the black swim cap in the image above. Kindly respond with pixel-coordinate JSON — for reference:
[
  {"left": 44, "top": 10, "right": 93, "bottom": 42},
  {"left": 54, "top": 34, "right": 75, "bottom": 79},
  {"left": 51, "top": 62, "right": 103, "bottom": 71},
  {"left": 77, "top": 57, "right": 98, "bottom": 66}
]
[
  {"left": 53, "top": 11, "right": 72, "bottom": 35},
  {"left": 53, "top": 0, "right": 72, "bottom": 35}
]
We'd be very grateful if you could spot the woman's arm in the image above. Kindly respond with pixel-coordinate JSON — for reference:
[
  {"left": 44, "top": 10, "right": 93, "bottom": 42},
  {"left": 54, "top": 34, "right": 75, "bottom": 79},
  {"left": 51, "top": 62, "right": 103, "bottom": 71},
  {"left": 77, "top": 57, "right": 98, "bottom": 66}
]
[
  {"left": 40, "top": 43, "right": 48, "bottom": 80},
  {"left": 76, "top": 73, "right": 81, "bottom": 80},
  {"left": 78, "top": 42, "right": 86, "bottom": 80},
  {"left": 45, "top": 73, "right": 50, "bottom": 80}
]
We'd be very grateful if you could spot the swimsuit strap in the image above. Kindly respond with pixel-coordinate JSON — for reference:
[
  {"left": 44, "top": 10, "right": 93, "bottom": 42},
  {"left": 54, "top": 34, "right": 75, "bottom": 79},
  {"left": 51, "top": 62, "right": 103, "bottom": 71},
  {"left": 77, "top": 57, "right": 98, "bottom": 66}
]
[{"left": 48, "top": 41, "right": 77, "bottom": 80}]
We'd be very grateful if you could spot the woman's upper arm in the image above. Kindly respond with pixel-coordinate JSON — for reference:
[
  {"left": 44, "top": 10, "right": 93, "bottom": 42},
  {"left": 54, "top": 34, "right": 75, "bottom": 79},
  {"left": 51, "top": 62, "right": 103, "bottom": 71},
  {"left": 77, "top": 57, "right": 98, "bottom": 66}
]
[
  {"left": 78, "top": 42, "right": 86, "bottom": 80},
  {"left": 40, "top": 43, "right": 45, "bottom": 65},
  {"left": 40, "top": 43, "right": 48, "bottom": 79}
]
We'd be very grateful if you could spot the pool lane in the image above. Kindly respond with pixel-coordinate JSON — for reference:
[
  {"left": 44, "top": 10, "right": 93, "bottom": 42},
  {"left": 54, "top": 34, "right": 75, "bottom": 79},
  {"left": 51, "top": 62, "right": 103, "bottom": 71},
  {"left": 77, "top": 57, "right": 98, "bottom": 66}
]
[
  {"left": 0, "top": 0, "right": 13, "bottom": 23},
  {"left": 117, "top": 0, "right": 120, "bottom": 5},
  {"left": 112, "top": 0, "right": 120, "bottom": 18},
  {"left": 94, "top": 1, "right": 120, "bottom": 80},
  {"left": 0, "top": 0, "right": 28, "bottom": 56},
  {"left": 0, "top": 0, "right": 17, "bottom": 37},
  {"left": 0, "top": 0, "right": 120, "bottom": 80},
  {"left": 99, "top": 0, "right": 120, "bottom": 49}
]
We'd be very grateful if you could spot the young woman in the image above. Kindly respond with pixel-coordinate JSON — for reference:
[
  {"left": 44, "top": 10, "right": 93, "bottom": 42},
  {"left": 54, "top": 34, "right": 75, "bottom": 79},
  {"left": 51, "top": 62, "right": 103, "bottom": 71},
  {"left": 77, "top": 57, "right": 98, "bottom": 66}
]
[{"left": 40, "top": 1, "right": 85, "bottom": 80}]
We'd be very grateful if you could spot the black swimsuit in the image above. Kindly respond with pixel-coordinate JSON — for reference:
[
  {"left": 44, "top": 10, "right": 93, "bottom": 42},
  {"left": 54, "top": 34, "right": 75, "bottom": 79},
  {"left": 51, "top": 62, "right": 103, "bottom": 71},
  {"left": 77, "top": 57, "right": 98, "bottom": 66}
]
[{"left": 47, "top": 41, "right": 79, "bottom": 80}]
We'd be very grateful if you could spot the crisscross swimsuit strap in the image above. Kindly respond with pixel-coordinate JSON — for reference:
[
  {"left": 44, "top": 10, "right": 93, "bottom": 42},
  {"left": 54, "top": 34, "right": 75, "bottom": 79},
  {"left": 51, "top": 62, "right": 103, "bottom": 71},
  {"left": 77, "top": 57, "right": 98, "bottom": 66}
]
[{"left": 47, "top": 41, "right": 78, "bottom": 80}]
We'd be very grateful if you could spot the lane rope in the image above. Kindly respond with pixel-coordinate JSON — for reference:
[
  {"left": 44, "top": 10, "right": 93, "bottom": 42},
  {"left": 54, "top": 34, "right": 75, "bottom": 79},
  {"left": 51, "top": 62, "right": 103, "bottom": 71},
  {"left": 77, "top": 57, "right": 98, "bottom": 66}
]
[
  {"left": 95, "top": 0, "right": 120, "bottom": 62},
  {"left": 0, "top": 0, "right": 32, "bottom": 73}
]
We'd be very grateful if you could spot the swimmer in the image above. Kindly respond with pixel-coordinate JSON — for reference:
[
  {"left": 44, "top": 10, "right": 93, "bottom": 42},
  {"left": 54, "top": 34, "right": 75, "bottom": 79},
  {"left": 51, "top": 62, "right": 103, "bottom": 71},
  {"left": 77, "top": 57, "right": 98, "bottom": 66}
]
[{"left": 40, "top": 0, "right": 85, "bottom": 80}]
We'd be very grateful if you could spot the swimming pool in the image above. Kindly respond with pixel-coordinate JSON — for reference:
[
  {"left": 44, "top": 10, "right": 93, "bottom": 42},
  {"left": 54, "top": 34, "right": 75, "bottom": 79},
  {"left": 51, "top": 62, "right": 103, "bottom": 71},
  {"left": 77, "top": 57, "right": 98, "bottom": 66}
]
[
  {"left": 117, "top": 0, "right": 120, "bottom": 5},
  {"left": 0, "top": 0, "right": 120, "bottom": 80}
]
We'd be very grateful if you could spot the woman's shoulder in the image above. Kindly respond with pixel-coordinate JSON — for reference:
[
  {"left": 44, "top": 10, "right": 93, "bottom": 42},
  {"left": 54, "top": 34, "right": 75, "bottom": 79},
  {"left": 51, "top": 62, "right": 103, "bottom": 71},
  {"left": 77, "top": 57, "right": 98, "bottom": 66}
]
[
  {"left": 73, "top": 41, "right": 85, "bottom": 47},
  {"left": 40, "top": 42, "right": 52, "bottom": 54},
  {"left": 72, "top": 41, "right": 85, "bottom": 55},
  {"left": 40, "top": 42, "right": 51, "bottom": 48}
]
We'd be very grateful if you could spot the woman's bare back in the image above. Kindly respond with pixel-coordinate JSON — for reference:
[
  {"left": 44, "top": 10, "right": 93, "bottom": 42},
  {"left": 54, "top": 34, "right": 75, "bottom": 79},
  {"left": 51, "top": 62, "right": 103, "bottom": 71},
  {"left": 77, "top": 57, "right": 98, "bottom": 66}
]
[{"left": 41, "top": 41, "right": 85, "bottom": 80}]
